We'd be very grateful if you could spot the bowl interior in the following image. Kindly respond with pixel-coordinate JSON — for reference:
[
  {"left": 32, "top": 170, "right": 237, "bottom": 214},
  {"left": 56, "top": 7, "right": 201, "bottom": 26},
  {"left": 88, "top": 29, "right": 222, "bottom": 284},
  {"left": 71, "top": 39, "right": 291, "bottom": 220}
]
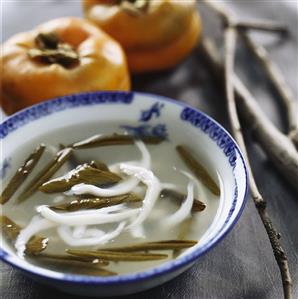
[{"left": 0, "top": 92, "right": 247, "bottom": 282}]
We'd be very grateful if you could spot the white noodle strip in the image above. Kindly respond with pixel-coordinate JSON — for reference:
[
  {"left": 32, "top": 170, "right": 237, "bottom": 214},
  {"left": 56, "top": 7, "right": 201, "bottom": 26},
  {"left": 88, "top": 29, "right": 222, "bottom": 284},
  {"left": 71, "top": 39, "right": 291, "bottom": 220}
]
[
  {"left": 134, "top": 140, "right": 151, "bottom": 169},
  {"left": 71, "top": 225, "right": 105, "bottom": 239},
  {"left": 37, "top": 205, "right": 139, "bottom": 226},
  {"left": 161, "top": 182, "right": 178, "bottom": 190},
  {"left": 15, "top": 216, "right": 56, "bottom": 258},
  {"left": 65, "top": 177, "right": 139, "bottom": 197},
  {"left": 108, "top": 163, "right": 123, "bottom": 173},
  {"left": 130, "top": 225, "right": 145, "bottom": 239},
  {"left": 162, "top": 170, "right": 205, "bottom": 202},
  {"left": 109, "top": 140, "right": 151, "bottom": 172},
  {"left": 120, "top": 164, "right": 161, "bottom": 229},
  {"left": 66, "top": 140, "right": 151, "bottom": 197},
  {"left": 83, "top": 227, "right": 105, "bottom": 238},
  {"left": 57, "top": 222, "right": 126, "bottom": 246},
  {"left": 92, "top": 204, "right": 126, "bottom": 214},
  {"left": 51, "top": 204, "right": 126, "bottom": 217},
  {"left": 187, "top": 171, "right": 209, "bottom": 204},
  {"left": 181, "top": 170, "right": 206, "bottom": 200},
  {"left": 72, "top": 226, "right": 87, "bottom": 238},
  {"left": 163, "top": 180, "right": 195, "bottom": 228},
  {"left": 36, "top": 204, "right": 125, "bottom": 218}
]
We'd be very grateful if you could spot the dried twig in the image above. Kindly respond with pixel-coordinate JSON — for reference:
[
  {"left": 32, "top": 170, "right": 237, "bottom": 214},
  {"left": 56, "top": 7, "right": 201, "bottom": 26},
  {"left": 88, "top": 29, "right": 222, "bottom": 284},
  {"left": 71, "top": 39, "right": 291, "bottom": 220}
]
[
  {"left": 200, "top": 38, "right": 298, "bottom": 191},
  {"left": 234, "top": 77, "right": 298, "bottom": 193},
  {"left": 202, "top": 1, "right": 293, "bottom": 298},
  {"left": 236, "top": 20, "right": 288, "bottom": 35},
  {"left": 201, "top": 1, "right": 298, "bottom": 193},
  {"left": 241, "top": 33, "right": 298, "bottom": 147}
]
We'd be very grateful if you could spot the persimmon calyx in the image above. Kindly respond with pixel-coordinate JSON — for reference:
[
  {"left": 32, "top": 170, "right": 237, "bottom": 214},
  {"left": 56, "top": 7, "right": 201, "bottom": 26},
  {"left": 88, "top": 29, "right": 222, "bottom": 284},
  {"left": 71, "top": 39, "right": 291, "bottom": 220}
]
[
  {"left": 115, "top": 0, "right": 150, "bottom": 16},
  {"left": 28, "top": 32, "right": 79, "bottom": 68}
]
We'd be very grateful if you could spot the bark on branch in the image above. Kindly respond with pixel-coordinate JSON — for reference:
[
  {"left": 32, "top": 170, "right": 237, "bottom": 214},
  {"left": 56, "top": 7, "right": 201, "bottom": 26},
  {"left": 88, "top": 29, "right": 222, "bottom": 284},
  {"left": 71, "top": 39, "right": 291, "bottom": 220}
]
[
  {"left": 201, "top": 1, "right": 294, "bottom": 298},
  {"left": 241, "top": 33, "right": 298, "bottom": 147}
]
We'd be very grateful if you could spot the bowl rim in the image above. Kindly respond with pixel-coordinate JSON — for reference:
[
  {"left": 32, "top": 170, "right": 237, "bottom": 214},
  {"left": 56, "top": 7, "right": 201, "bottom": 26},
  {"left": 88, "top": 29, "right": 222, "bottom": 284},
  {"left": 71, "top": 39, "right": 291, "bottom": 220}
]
[{"left": 0, "top": 91, "right": 249, "bottom": 285}]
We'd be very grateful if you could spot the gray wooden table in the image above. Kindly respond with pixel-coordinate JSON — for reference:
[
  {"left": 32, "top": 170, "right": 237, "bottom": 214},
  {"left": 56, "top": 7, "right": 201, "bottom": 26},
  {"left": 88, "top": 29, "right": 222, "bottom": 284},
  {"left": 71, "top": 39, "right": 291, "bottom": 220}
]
[{"left": 1, "top": 1, "right": 297, "bottom": 298}]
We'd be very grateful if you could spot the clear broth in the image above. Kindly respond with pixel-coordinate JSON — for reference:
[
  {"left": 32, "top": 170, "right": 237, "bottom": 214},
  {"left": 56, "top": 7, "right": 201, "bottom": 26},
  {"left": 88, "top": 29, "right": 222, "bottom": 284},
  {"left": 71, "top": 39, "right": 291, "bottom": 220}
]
[{"left": 2, "top": 123, "right": 220, "bottom": 275}]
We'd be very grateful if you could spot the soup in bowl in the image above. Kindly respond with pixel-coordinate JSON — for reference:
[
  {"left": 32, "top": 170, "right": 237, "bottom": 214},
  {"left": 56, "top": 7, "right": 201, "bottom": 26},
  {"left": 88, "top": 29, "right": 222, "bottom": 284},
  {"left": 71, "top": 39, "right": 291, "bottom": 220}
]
[{"left": 0, "top": 91, "right": 248, "bottom": 296}]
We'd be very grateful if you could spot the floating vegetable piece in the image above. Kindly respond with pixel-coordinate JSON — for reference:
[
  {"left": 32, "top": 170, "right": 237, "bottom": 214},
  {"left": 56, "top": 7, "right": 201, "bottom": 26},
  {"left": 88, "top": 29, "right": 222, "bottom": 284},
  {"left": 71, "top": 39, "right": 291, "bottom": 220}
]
[
  {"left": 66, "top": 141, "right": 151, "bottom": 198},
  {"left": 101, "top": 240, "right": 197, "bottom": 252},
  {"left": 18, "top": 148, "right": 73, "bottom": 201},
  {"left": 25, "top": 236, "right": 49, "bottom": 255},
  {"left": 37, "top": 205, "right": 139, "bottom": 226},
  {"left": 90, "top": 160, "right": 110, "bottom": 172},
  {"left": 120, "top": 163, "right": 161, "bottom": 229},
  {"left": 66, "top": 151, "right": 110, "bottom": 171},
  {"left": 0, "top": 216, "right": 48, "bottom": 255},
  {"left": 70, "top": 133, "right": 164, "bottom": 149},
  {"left": 161, "top": 189, "right": 206, "bottom": 212},
  {"left": 58, "top": 221, "right": 126, "bottom": 247},
  {"left": 0, "top": 144, "right": 46, "bottom": 204},
  {"left": 33, "top": 254, "right": 116, "bottom": 276},
  {"left": 50, "top": 193, "right": 142, "bottom": 212},
  {"left": 39, "top": 164, "right": 121, "bottom": 193},
  {"left": 0, "top": 216, "right": 20, "bottom": 240},
  {"left": 176, "top": 145, "right": 220, "bottom": 196},
  {"left": 66, "top": 249, "right": 168, "bottom": 261},
  {"left": 35, "top": 253, "right": 109, "bottom": 266}
]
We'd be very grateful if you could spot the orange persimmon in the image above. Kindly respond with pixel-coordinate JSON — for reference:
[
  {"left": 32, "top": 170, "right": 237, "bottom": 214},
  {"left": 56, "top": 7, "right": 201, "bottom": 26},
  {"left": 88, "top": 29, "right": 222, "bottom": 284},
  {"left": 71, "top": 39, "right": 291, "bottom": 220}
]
[
  {"left": 82, "top": 0, "right": 202, "bottom": 73},
  {"left": 0, "top": 17, "right": 130, "bottom": 114}
]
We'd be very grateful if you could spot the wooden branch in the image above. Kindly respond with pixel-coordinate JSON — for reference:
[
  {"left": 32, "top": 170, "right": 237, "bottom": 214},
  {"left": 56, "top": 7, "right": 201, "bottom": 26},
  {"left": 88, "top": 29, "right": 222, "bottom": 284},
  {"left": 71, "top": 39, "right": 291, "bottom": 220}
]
[
  {"left": 234, "top": 77, "right": 298, "bottom": 193},
  {"left": 202, "top": 0, "right": 298, "bottom": 192},
  {"left": 224, "top": 26, "right": 293, "bottom": 298},
  {"left": 203, "top": 0, "right": 288, "bottom": 34},
  {"left": 200, "top": 37, "right": 298, "bottom": 192},
  {"left": 203, "top": 0, "right": 233, "bottom": 22},
  {"left": 201, "top": 1, "right": 293, "bottom": 297},
  {"left": 224, "top": 27, "right": 240, "bottom": 138},
  {"left": 241, "top": 33, "right": 298, "bottom": 139},
  {"left": 201, "top": 33, "right": 294, "bottom": 299},
  {"left": 290, "top": 130, "right": 298, "bottom": 150},
  {"left": 236, "top": 20, "right": 288, "bottom": 34}
]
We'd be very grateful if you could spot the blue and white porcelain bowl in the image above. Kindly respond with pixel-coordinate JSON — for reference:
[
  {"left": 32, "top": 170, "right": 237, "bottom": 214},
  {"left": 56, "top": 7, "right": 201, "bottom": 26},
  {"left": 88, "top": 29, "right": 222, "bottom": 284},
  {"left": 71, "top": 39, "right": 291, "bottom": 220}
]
[{"left": 0, "top": 92, "right": 248, "bottom": 296}]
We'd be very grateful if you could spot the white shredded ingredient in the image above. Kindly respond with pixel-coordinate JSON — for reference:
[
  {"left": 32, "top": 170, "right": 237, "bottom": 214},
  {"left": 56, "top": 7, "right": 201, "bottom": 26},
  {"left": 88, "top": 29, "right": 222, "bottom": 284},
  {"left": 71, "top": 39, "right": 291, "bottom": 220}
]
[
  {"left": 163, "top": 180, "right": 195, "bottom": 227},
  {"left": 57, "top": 222, "right": 126, "bottom": 246},
  {"left": 37, "top": 205, "right": 139, "bottom": 226},
  {"left": 14, "top": 140, "right": 207, "bottom": 254},
  {"left": 65, "top": 140, "right": 150, "bottom": 197},
  {"left": 130, "top": 224, "right": 146, "bottom": 239},
  {"left": 15, "top": 216, "right": 56, "bottom": 258},
  {"left": 65, "top": 177, "right": 139, "bottom": 197},
  {"left": 120, "top": 164, "right": 162, "bottom": 229},
  {"left": 109, "top": 139, "right": 151, "bottom": 172}
]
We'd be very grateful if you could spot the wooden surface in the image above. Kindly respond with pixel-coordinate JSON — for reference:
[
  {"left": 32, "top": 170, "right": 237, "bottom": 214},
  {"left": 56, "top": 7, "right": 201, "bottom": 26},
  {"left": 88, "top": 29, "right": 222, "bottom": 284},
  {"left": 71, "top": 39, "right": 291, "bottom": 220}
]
[{"left": 1, "top": 1, "right": 297, "bottom": 298}]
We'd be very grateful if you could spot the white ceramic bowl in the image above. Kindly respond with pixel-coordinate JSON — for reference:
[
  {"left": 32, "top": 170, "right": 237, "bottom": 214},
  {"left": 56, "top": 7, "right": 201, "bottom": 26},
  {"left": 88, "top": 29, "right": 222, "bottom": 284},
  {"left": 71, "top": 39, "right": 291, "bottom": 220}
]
[{"left": 0, "top": 92, "right": 248, "bottom": 296}]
